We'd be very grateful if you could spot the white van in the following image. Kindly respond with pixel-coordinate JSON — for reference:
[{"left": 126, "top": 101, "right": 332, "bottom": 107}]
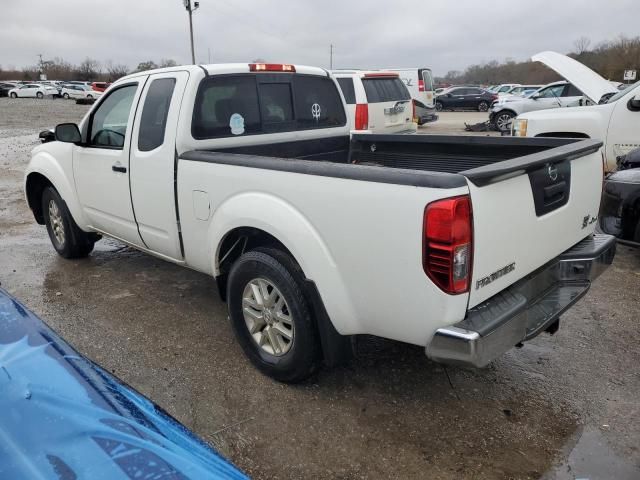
[
  {"left": 379, "top": 67, "right": 437, "bottom": 123},
  {"left": 332, "top": 70, "right": 417, "bottom": 134}
]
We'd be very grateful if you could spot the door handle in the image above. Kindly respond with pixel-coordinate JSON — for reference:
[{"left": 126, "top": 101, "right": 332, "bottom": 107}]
[{"left": 112, "top": 163, "right": 127, "bottom": 173}]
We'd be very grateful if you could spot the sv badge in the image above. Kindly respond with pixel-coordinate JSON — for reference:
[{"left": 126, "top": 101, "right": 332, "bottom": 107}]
[{"left": 582, "top": 214, "right": 597, "bottom": 229}]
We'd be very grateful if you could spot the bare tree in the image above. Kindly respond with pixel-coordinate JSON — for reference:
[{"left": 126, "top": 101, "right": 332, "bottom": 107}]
[
  {"left": 574, "top": 36, "right": 591, "bottom": 55},
  {"left": 135, "top": 60, "right": 158, "bottom": 72},
  {"left": 77, "top": 57, "right": 101, "bottom": 81},
  {"left": 105, "top": 60, "right": 130, "bottom": 81},
  {"left": 159, "top": 58, "right": 178, "bottom": 68}
]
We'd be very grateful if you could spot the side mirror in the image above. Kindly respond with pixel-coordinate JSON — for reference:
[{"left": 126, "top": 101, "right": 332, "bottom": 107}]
[
  {"left": 446, "top": 93, "right": 452, "bottom": 98},
  {"left": 628, "top": 94, "right": 640, "bottom": 112},
  {"left": 55, "top": 123, "right": 81, "bottom": 144},
  {"left": 531, "top": 94, "right": 541, "bottom": 100}
]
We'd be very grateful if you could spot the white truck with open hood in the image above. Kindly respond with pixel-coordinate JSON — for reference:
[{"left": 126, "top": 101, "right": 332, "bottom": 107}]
[
  {"left": 512, "top": 52, "right": 639, "bottom": 171},
  {"left": 491, "top": 51, "right": 621, "bottom": 133},
  {"left": 24, "top": 63, "right": 616, "bottom": 382}
]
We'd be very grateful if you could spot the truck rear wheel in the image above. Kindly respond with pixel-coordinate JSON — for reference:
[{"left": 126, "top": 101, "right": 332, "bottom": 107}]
[
  {"left": 227, "top": 249, "right": 321, "bottom": 383},
  {"left": 42, "top": 187, "right": 95, "bottom": 258}
]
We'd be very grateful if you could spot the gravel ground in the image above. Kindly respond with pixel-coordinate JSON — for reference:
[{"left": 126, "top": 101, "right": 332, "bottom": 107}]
[{"left": 0, "top": 98, "right": 638, "bottom": 479}]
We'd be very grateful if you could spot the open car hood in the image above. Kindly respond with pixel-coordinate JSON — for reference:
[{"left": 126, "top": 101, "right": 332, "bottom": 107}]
[{"left": 532, "top": 51, "right": 618, "bottom": 103}]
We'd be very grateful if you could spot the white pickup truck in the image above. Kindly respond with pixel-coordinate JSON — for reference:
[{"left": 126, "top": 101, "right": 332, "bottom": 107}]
[
  {"left": 25, "top": 63, "right": 616, "bottom": 382},
  {"left": 514, "top": 81, "right": 640, "bottom": 172}
]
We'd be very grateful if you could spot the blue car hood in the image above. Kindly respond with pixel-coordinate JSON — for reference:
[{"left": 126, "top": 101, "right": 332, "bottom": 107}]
[{"left": 0, "top": 288, "right": 247, "bottom": 480}]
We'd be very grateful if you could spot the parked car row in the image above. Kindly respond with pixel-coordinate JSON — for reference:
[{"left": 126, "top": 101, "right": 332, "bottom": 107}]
[
  {"left": 7, "top": 83, "right": 58, "bottom": 98},
  {"left": 0, "top": 79, "right": 110, "bottom": 100}
]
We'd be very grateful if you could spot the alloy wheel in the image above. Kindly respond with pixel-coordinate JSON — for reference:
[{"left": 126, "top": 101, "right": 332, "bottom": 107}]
[
  {"left": 48, "top": 199, "right": 65, "bottom": 246},
  {"left": 496, "top": 113, "right": 514, "bottom": 131},
  {"left": 242, "top": 277, "right": 294, "bottom": 356}
]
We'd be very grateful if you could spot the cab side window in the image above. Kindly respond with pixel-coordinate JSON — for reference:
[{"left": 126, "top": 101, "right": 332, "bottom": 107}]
[
  {"left": 89, "top": 84, "right": 138, "bottom": 149},
  {"left": 538, "top": 85, "right": 565, "bottom": 98},
  {"left": 564, "top": 84, "right": 584, "bottom": 97},
  {"left": 138, "top": 78, "right": 176, "bottom": 151}
]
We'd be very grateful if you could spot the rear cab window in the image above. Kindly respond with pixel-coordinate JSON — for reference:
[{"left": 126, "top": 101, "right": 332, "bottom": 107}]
[
  {"left": 362, "top": 77, "right": 411, "bottom": 103},
  {"left": 192, "top": 74, "right": 346, "bottom": 139}
]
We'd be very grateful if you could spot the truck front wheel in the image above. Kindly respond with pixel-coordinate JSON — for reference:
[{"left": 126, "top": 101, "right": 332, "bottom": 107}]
[
  {"left": 227, "top": 249, "right": 321, "bottom": 383},
  {"left": 42, "top": 187, "right": 95, "bottom": 258}
]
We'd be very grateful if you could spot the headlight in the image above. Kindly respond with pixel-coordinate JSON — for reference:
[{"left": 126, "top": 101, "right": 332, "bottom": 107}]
[{"left": 512, "top": 118, "right": 528, "bottom": 137}]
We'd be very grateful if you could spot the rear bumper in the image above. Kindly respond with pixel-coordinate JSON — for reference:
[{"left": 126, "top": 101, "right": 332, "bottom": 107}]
[
  {"left": 426, "top": 234, "right": 616, "bottom": 367},
  {"left": 418, "top": 113, "right": 439, "bottom": 125}
]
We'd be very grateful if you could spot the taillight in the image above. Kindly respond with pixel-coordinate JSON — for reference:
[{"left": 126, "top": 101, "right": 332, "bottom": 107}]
[
  {"left": 418, "top": 79, "right": 425, "bottom": 92},
  {"left": 423, "top": 195, "right": 473, "bottom": 294},
  {"left": 491, "top": 94, "right": 498, "bottom": 100},
  {"left": 355, "top": 104, "right": 369, "bottom": 130},
  {"left": 249, "top": 63, "right": 296, "bottom": 72}
]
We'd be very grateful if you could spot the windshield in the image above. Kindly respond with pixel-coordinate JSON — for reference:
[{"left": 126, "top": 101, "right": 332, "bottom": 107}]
[{"left": 605, "top": 81, "right": 639, "bottom": 103}]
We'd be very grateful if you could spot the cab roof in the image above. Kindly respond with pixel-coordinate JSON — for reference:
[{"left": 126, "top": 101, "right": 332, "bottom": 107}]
[{"left": 119, "top": 63, "right": 329, "bottom": 82}]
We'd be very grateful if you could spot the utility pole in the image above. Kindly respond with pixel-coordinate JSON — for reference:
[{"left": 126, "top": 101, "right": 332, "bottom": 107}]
[
  {"left": 329, "top": 44, "right": 334, "bottom": 70},
  {"left": 37, "top": 54, "right": 44, "bottom": 80},
  {"left": 183, "top": 0, "right": 200, "bottom": 64}
]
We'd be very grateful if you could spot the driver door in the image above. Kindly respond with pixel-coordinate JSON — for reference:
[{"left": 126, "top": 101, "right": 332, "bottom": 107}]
[{"left": 72, "top": 77, "right": 148, "bottom": 245}]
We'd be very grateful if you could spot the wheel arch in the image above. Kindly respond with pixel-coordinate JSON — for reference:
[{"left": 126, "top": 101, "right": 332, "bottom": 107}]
[
  {"left": 215, "top": 225, "right": 353, "bottom": 367},
  {"left": 208, "top": 192, "right": 359, "bottom": 353},
  {"left": 25, "top": 152, "right": 88, "bottom": 228},
  {"left": 495, "top": 108, "right": 518, "bottom": 117}
]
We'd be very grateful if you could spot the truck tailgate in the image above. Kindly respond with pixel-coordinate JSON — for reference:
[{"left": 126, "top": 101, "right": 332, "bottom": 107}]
[{"left": 463, "top": 139, "right": 603, "bottom": 308}]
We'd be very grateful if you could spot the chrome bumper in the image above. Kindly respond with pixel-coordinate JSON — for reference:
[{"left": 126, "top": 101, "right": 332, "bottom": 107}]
[{"left": 426, "top": 234, "right": 616, "bottom": 367}]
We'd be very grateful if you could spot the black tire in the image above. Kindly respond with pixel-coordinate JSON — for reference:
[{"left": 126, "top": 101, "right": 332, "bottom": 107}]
[
  {"left": 478, "top": 101, "right": 489, "bottom": 112},
  {"left": 87, "top": 94, "right": 93, "bottom": 99},
  {"left": 36, "top": 91, "right": 43, "bottom": 99},
  {"left": 42, "top": 187, "right": 95, "bottom": 258},
  {"left": 10, "top": 92, "right": 17, "bottom": 99},
  {"left": 494, "top": 110, "right": 515, "bottom": 132},
  {"left": 227, "top": 248, "right": 321, "bottom": 383},
  {"left": 634, "top": 220, "right": 640, "bottom": 243},
  {"left": 435, "top": 101, "right": 443, "bottom": 112},
  {"left": 63, "top": 93, "right": 70, "bottom": 99}
]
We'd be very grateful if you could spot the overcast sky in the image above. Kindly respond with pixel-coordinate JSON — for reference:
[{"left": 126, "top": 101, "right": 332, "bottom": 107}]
[{"left": 1, "top": 0, "right": 638, "bottom": 76}]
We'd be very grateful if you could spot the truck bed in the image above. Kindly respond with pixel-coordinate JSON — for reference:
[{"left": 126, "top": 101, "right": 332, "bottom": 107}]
[{"left": 185, "top": 134, "right": 602, "bottom": 188}]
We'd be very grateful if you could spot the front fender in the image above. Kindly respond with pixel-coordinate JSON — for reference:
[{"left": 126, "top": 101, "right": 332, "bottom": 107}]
[
  {"left": 521, "top": 107, "right": 608, "bottom": 139},
  {"left": 208, "top": 192, "right": 360, "bottom": 335},
  {"left": 25, "top": 145, "right": 88, "bottom": 228}
]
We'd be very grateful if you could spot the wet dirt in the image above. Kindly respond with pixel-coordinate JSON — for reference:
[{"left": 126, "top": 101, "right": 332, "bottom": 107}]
[{"left": 0, "top": 98, "right": 638, "bottom": 479}]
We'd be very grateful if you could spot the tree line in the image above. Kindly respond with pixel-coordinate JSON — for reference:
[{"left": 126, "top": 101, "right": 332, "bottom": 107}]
[
  {"left": 436, "top": 35, "right": 640, "bottom": 86},
  {"left": 0, "top": 58, "right": 180, "bottom": 82}
]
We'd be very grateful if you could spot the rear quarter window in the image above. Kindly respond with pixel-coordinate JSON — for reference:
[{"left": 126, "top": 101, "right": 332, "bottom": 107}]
[
  {"left": 336, "top": 78, "right": 356, "bottom": 104},
  {"left": 362, "top": 78, "right": 411, "bottom": 103},
  {"left": 292, "top": 76, "right": 346, "bottom": 128},
  {"left": 138, "top": 78, "right": 176, "bottom": 151}
]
